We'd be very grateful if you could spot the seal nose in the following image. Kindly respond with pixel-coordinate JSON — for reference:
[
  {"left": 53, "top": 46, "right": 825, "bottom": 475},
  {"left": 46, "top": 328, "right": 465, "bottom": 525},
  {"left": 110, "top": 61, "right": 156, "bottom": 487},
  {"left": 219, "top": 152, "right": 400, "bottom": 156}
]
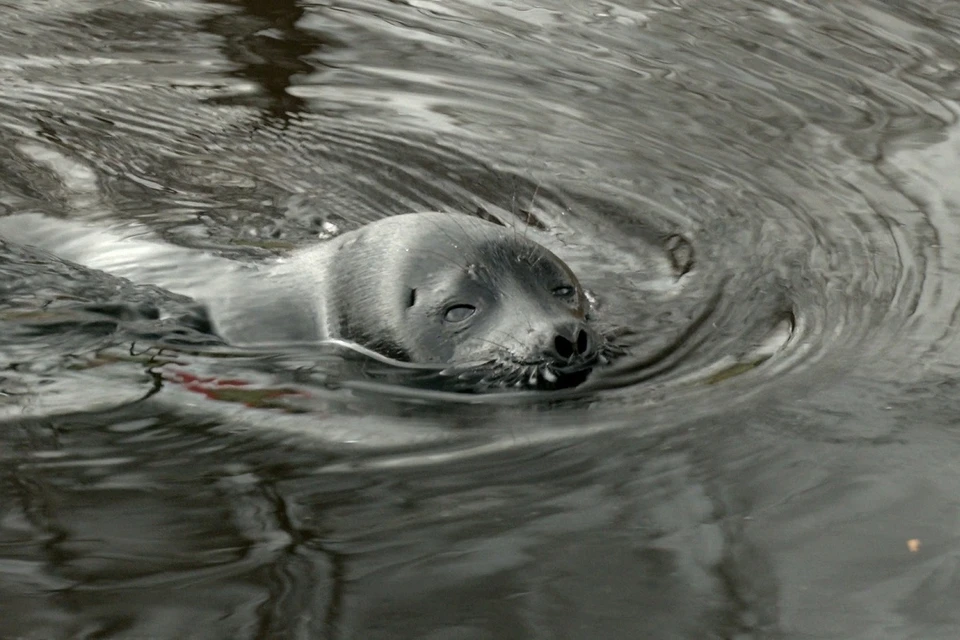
[{"left": 548, "top": 322, "right": 597, "bottom": 364}]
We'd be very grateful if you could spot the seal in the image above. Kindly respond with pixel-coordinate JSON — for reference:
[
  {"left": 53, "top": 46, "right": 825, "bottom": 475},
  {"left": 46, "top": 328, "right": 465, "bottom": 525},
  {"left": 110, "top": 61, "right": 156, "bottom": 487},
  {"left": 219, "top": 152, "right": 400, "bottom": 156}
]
[
  {"left": 0, "top": 211, "right": 616, "bottom": 389},
  {"left": 209, "top": 212, "right": 614, "bottom": 389}
]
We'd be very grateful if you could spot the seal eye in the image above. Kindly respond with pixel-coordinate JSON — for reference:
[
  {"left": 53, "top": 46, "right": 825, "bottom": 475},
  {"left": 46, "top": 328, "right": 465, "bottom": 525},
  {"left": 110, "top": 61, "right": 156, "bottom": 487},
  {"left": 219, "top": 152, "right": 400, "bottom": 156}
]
[
  {"left": 553, "top": 285, "right": 576, "bottom": 299},
  {"left": 444, "top": 304, "right": 476, "bottom": 323}
]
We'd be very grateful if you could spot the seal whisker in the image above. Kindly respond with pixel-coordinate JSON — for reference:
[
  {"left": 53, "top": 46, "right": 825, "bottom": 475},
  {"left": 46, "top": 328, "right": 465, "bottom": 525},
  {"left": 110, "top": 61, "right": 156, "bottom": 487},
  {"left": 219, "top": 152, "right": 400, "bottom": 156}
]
[
  {"left": 421, "top": 215, "right": 479, "bottom": 268},
  {"left": 522, "top": 179, "right": 541, "bottom": 245},
  {"left": 471, "top": 336, "right": 516, "bottom": 355}
]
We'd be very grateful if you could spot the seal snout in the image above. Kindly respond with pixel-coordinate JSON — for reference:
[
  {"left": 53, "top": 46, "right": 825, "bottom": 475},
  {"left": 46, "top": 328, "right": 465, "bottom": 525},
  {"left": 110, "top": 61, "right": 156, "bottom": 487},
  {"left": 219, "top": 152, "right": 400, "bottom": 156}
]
[{"left": 546, "top": 322, "right": 598, "bottom": 368}]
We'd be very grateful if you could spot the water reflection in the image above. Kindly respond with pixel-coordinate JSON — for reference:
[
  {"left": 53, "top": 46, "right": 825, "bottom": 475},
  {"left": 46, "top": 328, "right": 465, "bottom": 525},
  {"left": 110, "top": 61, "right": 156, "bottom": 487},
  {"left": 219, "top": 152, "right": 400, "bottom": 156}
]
[
  {"left": 2, "top": 0, "right": 960, "bottom": 637},
  {"left": 200, "top": 0, "right": 343, "bottom": 120}
]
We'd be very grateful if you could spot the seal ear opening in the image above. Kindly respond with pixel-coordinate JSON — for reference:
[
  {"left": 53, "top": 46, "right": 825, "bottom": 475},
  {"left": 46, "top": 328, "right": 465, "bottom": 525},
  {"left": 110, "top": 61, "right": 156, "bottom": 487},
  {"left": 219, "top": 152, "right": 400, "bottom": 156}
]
[{"left": 406, "top": 288, "right": 417, "bottom": 308}]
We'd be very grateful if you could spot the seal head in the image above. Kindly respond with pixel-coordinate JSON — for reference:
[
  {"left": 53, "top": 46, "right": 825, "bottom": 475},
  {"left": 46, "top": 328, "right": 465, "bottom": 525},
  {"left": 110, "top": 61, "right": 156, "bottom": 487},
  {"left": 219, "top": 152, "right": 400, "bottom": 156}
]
[{"left": 283, "top": 213, "right": 612, "bottom": 390}]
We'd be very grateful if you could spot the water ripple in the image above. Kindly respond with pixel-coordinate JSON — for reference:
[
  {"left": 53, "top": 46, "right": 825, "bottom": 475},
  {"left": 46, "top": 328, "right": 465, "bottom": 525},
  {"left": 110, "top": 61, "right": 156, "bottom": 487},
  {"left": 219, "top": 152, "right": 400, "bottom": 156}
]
[{"left": 3, "top": 1, "right": 960, "bottom": 633}]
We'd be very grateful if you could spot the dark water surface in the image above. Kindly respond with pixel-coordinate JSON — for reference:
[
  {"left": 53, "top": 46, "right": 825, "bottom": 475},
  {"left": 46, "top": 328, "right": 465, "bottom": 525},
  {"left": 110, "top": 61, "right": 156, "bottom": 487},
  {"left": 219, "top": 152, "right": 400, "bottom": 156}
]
[{"left": 2, "top": 0, "right": 960, "bottom": 637}]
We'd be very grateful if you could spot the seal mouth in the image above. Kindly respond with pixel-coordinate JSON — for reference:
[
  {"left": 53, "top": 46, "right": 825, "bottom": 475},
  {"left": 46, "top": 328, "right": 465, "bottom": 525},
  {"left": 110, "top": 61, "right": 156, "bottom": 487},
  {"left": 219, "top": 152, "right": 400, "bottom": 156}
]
[{"left": 443, "top": 338, "right": 626, "bottom": 392}]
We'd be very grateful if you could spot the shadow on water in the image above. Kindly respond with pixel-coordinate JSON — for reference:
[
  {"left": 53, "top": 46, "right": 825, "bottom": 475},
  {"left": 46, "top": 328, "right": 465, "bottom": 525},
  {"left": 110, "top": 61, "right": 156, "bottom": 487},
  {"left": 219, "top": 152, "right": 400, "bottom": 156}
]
[{"left": 199, "top": 0, "right": 343, "bottom": 121}]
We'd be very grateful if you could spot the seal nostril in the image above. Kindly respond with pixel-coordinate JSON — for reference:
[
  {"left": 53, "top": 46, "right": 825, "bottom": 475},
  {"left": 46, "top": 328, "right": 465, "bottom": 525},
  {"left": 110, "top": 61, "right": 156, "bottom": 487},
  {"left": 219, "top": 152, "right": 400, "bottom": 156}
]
[
  {"left": 576, "top": 329, "right": 590, "bottom": 355},
  {"left": 554, "top": 334, "right": 574, "bottom": 359}
]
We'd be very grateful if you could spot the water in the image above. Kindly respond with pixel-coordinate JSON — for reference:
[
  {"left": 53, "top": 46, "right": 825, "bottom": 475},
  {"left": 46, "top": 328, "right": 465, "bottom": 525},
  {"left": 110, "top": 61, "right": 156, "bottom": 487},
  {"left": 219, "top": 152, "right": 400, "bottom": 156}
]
[{"left": 1, "top": 0, "right": 960, "bottom": 637}]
